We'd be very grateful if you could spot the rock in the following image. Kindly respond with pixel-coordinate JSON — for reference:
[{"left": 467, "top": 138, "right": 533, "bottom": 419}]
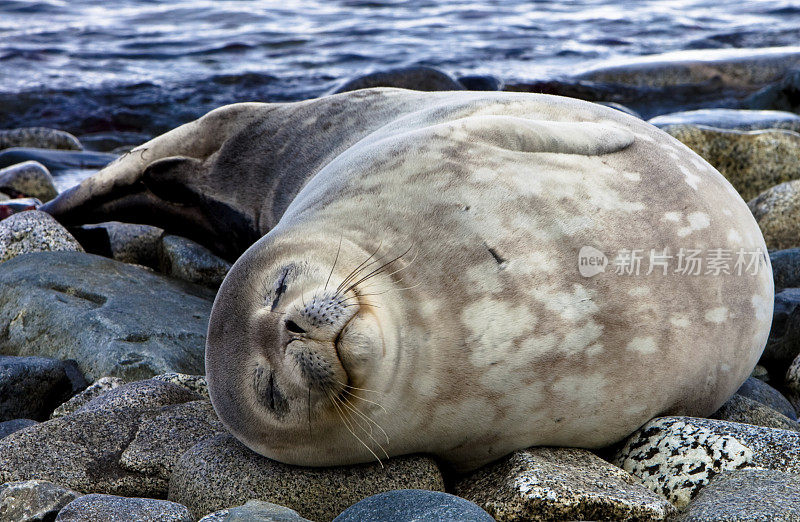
[
  {"left": 786, "top": 355, "right": 800, "bottom": 405},
  {"left": 70, "top": 222, "right": 164, "bottom": 269},
  {"left": 750, "top": 364, "right": 769, "bottom": 382},
  {"left": 0, "top": 480, "right": 80, "bottom": 522},
  {"left": 50, "top": 377, "right": 125, "bottom": 419},
  {"left": 735, "top": 378, "right": 795, "bottom": 420},
  {"left": 710, "top": 394, "right": 800, "bottom": 432},
  {"left": 746, "top": 69, "right": 800, "bottom": 113},
  {"left": 761, "top": 289, "right": 800, "bottom": 381},
  {"left": 661, "top": 124, "right": 800, "bottom": 201},
  {"left": 159, "top": 235, "right": 231, "bottom": 288},
  {"left": 0, "top": 211, "right": 83, "bottom": 263},
  {"left": 0, "top": 161, "right": 58, "bottom": 202},
  {"left": 0, "top": 379, "right": 207, "bottom": 498},
  {"left": 0, "top": 128, "right": 82, "bottom": 152},
  {"left": 0, "top": 148, "right": 117, "bottom": 172},
  {"left": 199, "top": 500, "right": 312, "bottom": 521},
  {"left": 0, "top": 198, "right": 40, "bottom": 220},
  {"left": 0, "top": 251, "right": 214, "bottom": 381},
  {"left": 770, "top": 248, "right": 800, "bottom": 293},
  {"left": 676, "top": 468, "right": 800, "bottom": 521},
  {"left": 749, "top": 180, "right": 800, "bottom": 250},
  {"left": 335, "top": 490, "right": 495, "bottom": 522},
  {"left": 0, "top": 355, "right": 86, "bottom": 421},
  {"left": 333, "top": 66, "right": 464, "bottom": 94},
  {"left": 0, "top": 418, "right": 37, "bottom": 439},
  {"left": 595, "top": 101, "right": 642, "bottom": 118},
  {"left": 151, "top": 372, "right": 209, "bottom": 399},
  {"left": 55, "top": 494, "right": 191, "bottom": 522},
  {"left": 649, "top": 108, "right": 800, "bottom": 132},
  {"left": 457, "top": 75, "right": 502, "bottom": 91},
  {"left": 454, "top": 447, "right": 675, "bottom": 521},
  {"left": 168, "top": 433, "right": 445, "bottom": 521},
  {"left": 613, "top": 416, "right": 800, "bottom": 508},
  {"left": 75, "top": 131, "right": 149, "bottom": 153}
]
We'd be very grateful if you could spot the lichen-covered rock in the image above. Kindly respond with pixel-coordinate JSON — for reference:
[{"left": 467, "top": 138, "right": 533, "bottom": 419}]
[
  {"left": 152, "top": 372, "right": 209, "bottom": 399},
  {"left": 0, "top": 418, "right": 37, "bottom": 439},
  {"left": 613, "top": 416, "right": 800, "bottom": 508},
  {"left": 55, "top": 494, "right": 192, "bottom": 522},
  {"left": 0, "top": 355, "right": 86, "bottom": 421},
  {"left": 761, "top": 289, "right": 800, "bottom": 382},
  {"left": 71, "top": 222, "right": 164, "bottom": 269},
  {"left": 50, "top": 376, "right": 125, "bottom": 419},
  {"left": 0, "top": 128, "right": 82, "bottom": 151},
  {"left": 661, "top": 124, "right": 800, "bottom": 201},
  {"left": 0, "top": 161, "right": 58, "bottom": 202},
  {"left": 0, "top": 211, "right": 83, "bottom": 263},
  {"left": 676, "top": 468, "right": 800, "bottom": 521},
  {"left": 199, "top": 500, "right": 313, "bottom": 521},
  {"left": 648, "top": 109, "right": 800, "bottom": 132},
  {"left": 0, "top": 480, "right": 80, "bottom": 522},
  {"left": 74, "top": 379, "right": 201, "bottom": 414},
  {"left": 453, "top": 447, "right": 675, "bottom": 521},
  {"left": 335, "top": 490, "right": 495, "bottom": 522},
  {"left": 710, "top": 394, "right": 800, "bottom": 432},
  {"left": 158, "top": 234, "right": 231, "bottom": 288},
  {"left": 749, "top": 180, "right": 800, "bottom": 250},
  {"left": 168, "top": 433, "right": 445, "bottom": 521},
  {"left": 0, "top": 251, "right": 214, "bottom": 381},
  {"left": 771, "top": 248, "right": 800, "bottom": 293},
  {"left": 333, "top": 66, "right": 464, "bottom": 94}
]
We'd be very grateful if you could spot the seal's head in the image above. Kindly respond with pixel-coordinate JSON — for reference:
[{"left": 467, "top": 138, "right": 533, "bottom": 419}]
[{"left": 205, "top": 231, "right": 411, "bottom": 466}]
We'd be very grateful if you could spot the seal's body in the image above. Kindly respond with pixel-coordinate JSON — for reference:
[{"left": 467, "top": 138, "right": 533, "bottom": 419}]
[{"left": 43, "top": 89, "right": 773, "bottom": 471}]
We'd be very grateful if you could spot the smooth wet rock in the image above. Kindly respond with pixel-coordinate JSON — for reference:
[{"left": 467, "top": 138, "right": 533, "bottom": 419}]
[
  {"left": 457, "top": 75, "right": 502, "bottom": 91},
  {"left": 0, "top": 198, "right": 40, "bottom": 220},
  {"left": 0, "top": 251, "right": 214, "bottom": 381},
  {"left": 335, "top": 490, "right": 495, "bottom": 522},
  {"left": 0, "top": 480, "right": 80, "bottom": 522},
  {"left": 735, "top": 377, "right": 797, "bottom": 420},
  {"left": 454, "top": 447, "right": 675, "bottom": 521},
  {"left": 749, "top": 180, "right": 800, "bottom": 250},
  {"left": 55, "top": 494, "right": 191, "bottom": 522},
  {"left": 676, "top": 468, "right": 800, "bottom": 521},
  {"left": 70, "top": 222, "right": 164, "bottom": 269},
  {"left": 159, "top": 234, "right": 231, "bottom": 288},
  {"left": 168, "top": 433, "right": 445, "bottom": 521},
  {"left": 50, "top": 377, "right": 125, "bottom": 419},
  {"left": 333, "top": 66, "right": 464, "bottom": 93},
  {"left": 0, "top": 148, "right": 117, "bottom": 172},
  {"left": 746, "top": 69, "right": 800, "bottom": 114},
  {"left": 0, "top": 418, "right": 37, "bottom": 439},
  {"left": 0, "top": 379, "right": 205, "bottom": 498},
  {"left": 770, "top": 249, "right": 800, "bottom": 293},
  {"left": 0, "top": 356, "right": 86, "bottom": 421},
  {"left": 199, "top": 500, "right": 312, "bottom": 521},
  {"left": 0, "top": 211, "right": 83, "bottom": 263},
  {"left": 0, "top": 128, "right": 82, "bottom": 152},
  {"left": 613, "top": 416, "right": 800, "bottom": 508},
  {"left": 761, "top": 289, "right": 800, "bottom": 381},
  {"left": 710, "top": 393, "right": 800, "bottom": 431},
  {"left": 649, "top": 108, "right": 800, "bottom": 132},
  {"left": 0, "top": 161, "right": 58, "bottom": 202},
  {"left": 661, "top": 124, "right": 800, "bottom": 200}
]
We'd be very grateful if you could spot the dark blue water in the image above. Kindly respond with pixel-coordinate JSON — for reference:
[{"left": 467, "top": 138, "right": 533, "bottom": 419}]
[{"left": 2, "top": 0, "right": 800, "bottom": 146}]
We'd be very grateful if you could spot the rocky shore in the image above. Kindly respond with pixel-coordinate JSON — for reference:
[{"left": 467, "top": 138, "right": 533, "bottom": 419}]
[{"left": 3, "top": 51, "right": 800, "bottom": 520}]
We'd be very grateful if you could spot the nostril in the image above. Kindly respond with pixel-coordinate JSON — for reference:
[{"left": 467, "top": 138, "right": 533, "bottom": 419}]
[{"left": 285, "top": 320, "right": 306, "bottom": 334}]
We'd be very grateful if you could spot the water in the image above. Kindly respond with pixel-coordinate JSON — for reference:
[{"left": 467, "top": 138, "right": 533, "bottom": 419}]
[{"left": 2, "top": 0, "right": 800, "bottom": 143}]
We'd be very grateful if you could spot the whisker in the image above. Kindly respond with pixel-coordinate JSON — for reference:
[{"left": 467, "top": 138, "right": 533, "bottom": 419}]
[
  {"left": 342, "top": 245, "right": 414, "bottom": 296},
  {"left": 325, "top": 389, "right": 385, "bottom": 467},
  {"left": 336, "top": 240, "right": 384, "bottom": 295},
  {"left": 341, "top": 388, "right": 388, "bottom": 413},
  {"left": 325, "top": 235, "right": 343, "bottom": 292},
  {"left": 339, "top": 395, "right": 391, "bottom": 449}
]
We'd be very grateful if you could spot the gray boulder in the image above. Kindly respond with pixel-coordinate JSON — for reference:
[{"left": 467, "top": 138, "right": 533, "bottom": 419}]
[
  {"left": 0, "top": 355, "right": 86, "bottom": 421},
  {"left": 0, "top": 161, "right": 58, "bottom": 202},
  {"left": 333, "top": 66, "right": 464, "bottom": 94},
  {"left": 50, "top": 377, "right": 124, "bottom": 419},
  {"left": 454, "top": 447, "right": 675, "bottom": 521},
  {"left": 168, "top": 433, "right": 445, "bottom": 521},
  {"left": 0, "top": 418, "right": 37, "bottom": 439},
  {"left": 770, "top": 249, "right": 800, "bottom": 293},
  {"left": 159, "top": 234, "right": 231, "bottom": 288},
  {"left": 761, "top": 289, "right": 800, "bottom": 382},
  {"left": 0, "top": 480, "right": 80, "bottom": 522},
  {"left": 55, "top": 494, "right": 191, "bottom": 522},
  {"left": 0, "top": 128, "right": 82, "bottom": 152},
  {"left": 0, "top": 211, "right": 83, "bottom": 263},
  {"left": 0, "top": 251, "right": 214, "bottom": 381},
  {"left": 335, "top": 490, "right": 495, "bottom": 522},
  {"left": 71, "top": 222, "right": 164, "bottom": 269},
  {"left": 199, "top": 500, "right": 312, "bottom": 521},
  {"left": 151, "top": 372, "right": 209, "bottom": 399},
  {"left": 710, "top": 393, "right": 800, "bottom": 431}
]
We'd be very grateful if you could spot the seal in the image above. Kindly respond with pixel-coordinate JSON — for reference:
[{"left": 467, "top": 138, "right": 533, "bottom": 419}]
[{"left": 42, "top": 88, "right": 774, "bottom": 471}]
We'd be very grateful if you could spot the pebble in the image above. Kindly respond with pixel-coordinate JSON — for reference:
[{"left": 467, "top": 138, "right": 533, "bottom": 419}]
[
  {"left": 0, "top": 161, "right": 58, "bottom": 202},
  {"left": 335, "top": 490, "right": 495, "bottom": 522},
  {"left": 50, "top": 376, "right": 125, "bottom": 419},
  {"left": 746, "top": 69, "right": 800, "bottom": 114},
  {"left": 0, "top": 210, "right": 83, "bottom": 263},
  {"left": 735, "top": 376, "right": 797, "bottom": 420},
  {"left": 457, "top": 75, "right": 503, "bottom": 91},
  {"left": 70, "top": 221, "right": 164, "bottom": 269},
  {"left": 159, "top": 234, "right": 231, "bottom": 288},
  {"left": 199, "top": 500, "right": 312, "bottom": 521},
  {"left": 761, "top": 288, "right": 800, "bottom": 381},
  {"left": 710, "top": 393, "right": 800, "bottom": 432}
]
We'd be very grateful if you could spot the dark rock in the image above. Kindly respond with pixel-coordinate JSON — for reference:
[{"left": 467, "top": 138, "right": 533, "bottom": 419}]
[
  {"left": 0, "top": 128, "right": 82, "bottom": 152},
  {"left": 158, "top": 234, "right": 231, "bottom": 288},
  {"left": 335, "top": 490, "right": 495, "bottom": 522},
  {"left": 199, "top": 500, "right": 312, "bottom": 521},
  {"left": 0, "top": 251, "right": 214, "bottom": 381},
  {"left": 168, "top": 433, "right": 445, "bottom": 521},
  {"left": 55, "top": 494, "right": 192, "bottom": 522},
  {"left": 70, "top": 222, "right": 164, "bottom": 269},
  {"left": 770, "top": 249, "right": 800, "bottom": 293},
  {"left": 761, "top": 290, "right": 800, "bottom": 381},
  {"left": 736, "top": 377, "right": 797, "bottom": 420},
  {"left": 457, "top": 75, "right": 502, "bottom": 91},
  {"left": 0, "top": 210, "right": 83, "bottom": 263},
  {"left": 0, "top": 418, "right": 37, "bottom": 439},
  {"left": 0, "top": 480, "right": 80, "bottom": 522},
  {"left": 0, "top": 161, "right": 58, "bottom": 202},
  {"left": 0, "top": 356, "right": 86, "bottom": 421},
  {"left": 676, "top": 468, "right": 800, "bottom": 521},
  {"left": 75, "top": 131, "right": 149, "bottom": 153},
  {"left": 595, "top": 101, "right": 642, "bottom": 118},
  {"left": 333, "top": 66, "right": 464, "bottom": 94},
  {"left": 649, "top": 108, "right": 800, "bottom": 132},
  {"left": 746, "top": 69, "right": 800, "bottom": 113},
  {"left": 0, "top": 148, "right": 117, "bottom": 172},
  {"left": 710, "top": 393, "right": 800, "bottom": 431},
  {"left": 454, "top": 447, "right": 674, "bottom": 521},
  {"left": 0, "top": 198, "right": 41, "bottom": 220}
]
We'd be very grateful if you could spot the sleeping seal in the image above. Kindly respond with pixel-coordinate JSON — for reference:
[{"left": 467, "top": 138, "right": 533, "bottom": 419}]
[{"left": 42, "top": 88, "right": 773, "bottom": 471}]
